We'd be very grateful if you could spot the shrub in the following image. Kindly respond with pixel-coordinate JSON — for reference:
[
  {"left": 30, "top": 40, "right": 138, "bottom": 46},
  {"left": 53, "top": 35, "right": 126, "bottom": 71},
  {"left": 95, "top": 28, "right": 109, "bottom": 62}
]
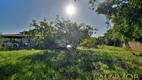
[{"left": 80, "top": 37, "right": 97, "bottom": 48}]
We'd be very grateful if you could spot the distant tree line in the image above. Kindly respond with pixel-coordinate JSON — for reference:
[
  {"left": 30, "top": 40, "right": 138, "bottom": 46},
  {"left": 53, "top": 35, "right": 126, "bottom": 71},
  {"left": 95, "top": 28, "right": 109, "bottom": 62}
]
[{"left": 80, "top": 29, "right": 121, "bottom": 48}]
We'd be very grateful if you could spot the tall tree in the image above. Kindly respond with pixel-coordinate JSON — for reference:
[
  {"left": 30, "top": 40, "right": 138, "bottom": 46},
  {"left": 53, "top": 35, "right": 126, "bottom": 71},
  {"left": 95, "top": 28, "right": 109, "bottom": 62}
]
[
  {"left": 23, "top": 18, "right": 55, "bottom": 48},
  {"left": 78, "top": 0, "right": 142, "bottom": 43},
  {"left": 54, "top": 16, "right": 96, "bottom": 48},
  {"left": 94, "top": 0, "right": 142, "bottom": 42}
]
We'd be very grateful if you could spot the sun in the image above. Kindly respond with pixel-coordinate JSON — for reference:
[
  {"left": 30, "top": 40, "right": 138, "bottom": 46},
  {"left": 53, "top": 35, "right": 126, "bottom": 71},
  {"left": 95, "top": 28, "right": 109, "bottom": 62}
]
[{"left": 66, "top": 4, "right": 76, "bottom": 16}]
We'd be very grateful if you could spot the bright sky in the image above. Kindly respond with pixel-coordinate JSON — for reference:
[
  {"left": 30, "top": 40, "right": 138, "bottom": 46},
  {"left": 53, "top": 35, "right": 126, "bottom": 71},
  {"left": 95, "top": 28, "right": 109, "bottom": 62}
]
[{"left": 0, "top": 0, "right": 107, "bottom": 37}]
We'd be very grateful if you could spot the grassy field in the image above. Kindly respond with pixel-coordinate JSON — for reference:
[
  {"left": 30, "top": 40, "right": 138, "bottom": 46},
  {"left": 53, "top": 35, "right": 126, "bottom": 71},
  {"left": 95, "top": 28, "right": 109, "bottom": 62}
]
[{"left": 0, "top": 46, "right": 142, "bottom": 80}]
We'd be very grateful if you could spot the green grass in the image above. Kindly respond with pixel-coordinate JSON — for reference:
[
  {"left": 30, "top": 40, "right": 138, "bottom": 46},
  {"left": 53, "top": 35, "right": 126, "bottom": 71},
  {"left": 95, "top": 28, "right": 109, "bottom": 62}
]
[{"left": 0, "top": 46, "right": 142, "bottom": 80}]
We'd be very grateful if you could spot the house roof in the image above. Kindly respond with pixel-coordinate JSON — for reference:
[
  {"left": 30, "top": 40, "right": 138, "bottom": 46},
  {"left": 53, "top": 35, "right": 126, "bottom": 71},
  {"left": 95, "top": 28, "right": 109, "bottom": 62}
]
[{"left": 2, "top": 34, "right": 25, "bottom": 38}]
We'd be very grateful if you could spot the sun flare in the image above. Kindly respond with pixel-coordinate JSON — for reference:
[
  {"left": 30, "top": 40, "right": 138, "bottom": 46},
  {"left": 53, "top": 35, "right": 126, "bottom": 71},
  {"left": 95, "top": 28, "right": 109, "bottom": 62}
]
[{"left": 66, "top": 4, "right": 76, "bottom": 16}]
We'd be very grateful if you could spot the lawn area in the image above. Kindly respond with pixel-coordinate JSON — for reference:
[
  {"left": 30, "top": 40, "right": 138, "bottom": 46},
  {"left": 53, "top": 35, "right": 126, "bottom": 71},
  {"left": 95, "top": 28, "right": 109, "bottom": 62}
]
[{"left": 0, "top": 46, "right": 142, "bottom": 80}]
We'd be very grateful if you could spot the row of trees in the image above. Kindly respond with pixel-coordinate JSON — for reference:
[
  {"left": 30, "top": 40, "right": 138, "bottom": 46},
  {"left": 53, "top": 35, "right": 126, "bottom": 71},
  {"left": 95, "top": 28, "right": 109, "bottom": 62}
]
[{"left": 21, "top": 16, "right": 96, "bottom": 49}]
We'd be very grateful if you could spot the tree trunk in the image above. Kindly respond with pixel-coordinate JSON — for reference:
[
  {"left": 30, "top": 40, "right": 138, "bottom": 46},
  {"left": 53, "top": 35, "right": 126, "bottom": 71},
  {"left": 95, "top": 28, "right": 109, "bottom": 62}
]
[{"left": 125, "top": 42, "right": 131, "bottom": 50}]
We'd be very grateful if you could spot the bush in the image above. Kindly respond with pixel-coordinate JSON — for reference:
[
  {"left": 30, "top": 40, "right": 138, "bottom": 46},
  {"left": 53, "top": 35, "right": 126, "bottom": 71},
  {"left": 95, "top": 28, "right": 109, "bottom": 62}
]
[
  {"left": 80, "top": 37, "right": 97, "bottom": 48},
  {"left": 0, "top": 38, "right": 5, "bottom": 51},
  {"left": 0, "top": 47, "right": 8, "bottom": 51}
]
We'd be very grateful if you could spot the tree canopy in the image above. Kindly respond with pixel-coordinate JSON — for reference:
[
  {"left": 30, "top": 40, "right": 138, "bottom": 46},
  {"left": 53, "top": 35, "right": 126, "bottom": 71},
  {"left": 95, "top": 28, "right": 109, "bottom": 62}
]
[
  {"left": 21, "top": 16, "right": 96, "bottom": 49},
  {"left": 54, "top": 16, "right": 96, "bottom": 47},
  {"left": 88, "top": 0, "right": 142, "bottom": 42}
]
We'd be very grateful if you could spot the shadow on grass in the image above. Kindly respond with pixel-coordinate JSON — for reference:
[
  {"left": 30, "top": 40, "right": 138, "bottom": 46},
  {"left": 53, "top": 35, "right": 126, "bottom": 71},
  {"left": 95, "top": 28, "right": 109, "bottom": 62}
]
[{"left": 0, "top": 49, "right": 142, "bottom": 80}]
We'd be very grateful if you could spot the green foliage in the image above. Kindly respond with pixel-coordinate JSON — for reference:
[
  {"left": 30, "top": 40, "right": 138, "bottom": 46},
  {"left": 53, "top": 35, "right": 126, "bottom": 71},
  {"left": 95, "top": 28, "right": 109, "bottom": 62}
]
[
  {"left": 0, "top": 34, "right": 5, "bottom": 51},
  {"left": 80, "top": 37, "right": 97, "bottom": 48},
  {"left": 87, "top": 0, "right": 142, "bottom": 42},
  {"left": 0, "top": 46, "right": 142, "bottom": 80},
  {"left": 0, "top": 33, "right": 3, "bottom": 44},
  {"left": 96, "top": 0, "right": 142, "bottom": 42},
  {"left": 21, "top": 18, "right": 55, "bottom": 49},
  {"left": 30, "top": 18, "right": 55, "bottom": 48},
  {"left": 54, "top": 16, "right": 96, "bottom": 47},
  {"left": 92, "top": 29, "right": 122, "bottom": 46},
  {"left": 21, "top": 17, "right": 96, "bottom": 49}
]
